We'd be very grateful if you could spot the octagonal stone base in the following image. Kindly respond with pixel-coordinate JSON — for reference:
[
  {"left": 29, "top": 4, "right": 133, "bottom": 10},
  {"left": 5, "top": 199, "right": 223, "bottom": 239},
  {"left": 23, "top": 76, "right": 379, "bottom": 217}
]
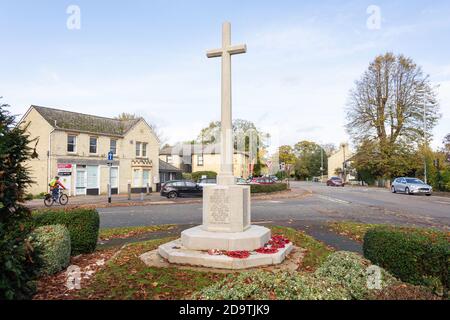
[
  {"left": 181, "top": 225, "right": 271, "bottom": 251},
  {"left": 157, "top": 239, "right": 294, "bottom": 270}
]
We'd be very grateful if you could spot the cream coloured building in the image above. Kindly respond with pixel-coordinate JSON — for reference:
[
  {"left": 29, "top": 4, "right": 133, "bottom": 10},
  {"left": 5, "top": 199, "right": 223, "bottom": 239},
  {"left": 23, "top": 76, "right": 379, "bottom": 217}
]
[
  {"left": 20, "top": 106, "right": 160, "bottom": 196},
  {"left": 159, "top": 144, "right": 250, "bottom": 179},
  {"left": 327, "top": 143, "right": 354, "bottom": 182}
]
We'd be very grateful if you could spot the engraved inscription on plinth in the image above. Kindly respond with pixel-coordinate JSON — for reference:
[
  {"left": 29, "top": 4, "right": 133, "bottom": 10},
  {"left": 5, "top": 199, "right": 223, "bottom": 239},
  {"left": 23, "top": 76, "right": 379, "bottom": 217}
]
[{"left": 209, "top": 189, "right": 230, "bottom": 225}]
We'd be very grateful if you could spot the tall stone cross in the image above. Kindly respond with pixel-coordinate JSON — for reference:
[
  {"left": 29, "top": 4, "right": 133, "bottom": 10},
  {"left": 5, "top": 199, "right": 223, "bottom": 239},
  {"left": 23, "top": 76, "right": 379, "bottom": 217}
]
[{"left": 207, "top": 22, "right": 247, "bottom": 186}]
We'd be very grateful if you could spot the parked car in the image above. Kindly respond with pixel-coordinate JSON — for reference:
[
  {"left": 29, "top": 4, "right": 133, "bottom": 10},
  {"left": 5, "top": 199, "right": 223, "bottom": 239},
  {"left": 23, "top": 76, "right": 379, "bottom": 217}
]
[
  {"left": 197, "top": 178, "right": 217, "bottom": 188},
  {"left": 160, "top": 180, "right": 203, "bottom": 199},
  {"left": 391, "top": 177, "right": 432, "bottom": 196},
  {"left": 250, "top": 177, "right": 276, "bottom": 185},
  {"left": 327, "top": 177, "right": 344, "bottom": 187}
]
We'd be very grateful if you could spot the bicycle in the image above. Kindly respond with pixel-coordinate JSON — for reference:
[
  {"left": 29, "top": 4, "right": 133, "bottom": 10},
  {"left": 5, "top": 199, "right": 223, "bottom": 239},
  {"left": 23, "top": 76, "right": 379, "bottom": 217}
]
[{"left": 44, "top": 189, "right": 69, "bottom": 207}]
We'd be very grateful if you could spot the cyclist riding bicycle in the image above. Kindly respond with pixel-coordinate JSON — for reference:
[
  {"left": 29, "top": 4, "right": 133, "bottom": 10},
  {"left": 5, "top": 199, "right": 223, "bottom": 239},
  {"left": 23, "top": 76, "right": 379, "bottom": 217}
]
[{"left": 49, "top": 176, "right": 66, "bottom": 201}]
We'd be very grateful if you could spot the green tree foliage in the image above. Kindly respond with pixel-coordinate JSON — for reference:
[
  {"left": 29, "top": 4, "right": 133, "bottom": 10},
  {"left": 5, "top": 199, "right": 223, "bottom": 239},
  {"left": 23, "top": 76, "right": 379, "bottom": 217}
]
[
  {"left": 0, "top": 100, "right": 41, "bottom": 299},
  {"left": 346, "top": 53, "right": 440, "bottom": 180},
  {"left": 294, "top": 141, "right": 327, "bottom": 180}
]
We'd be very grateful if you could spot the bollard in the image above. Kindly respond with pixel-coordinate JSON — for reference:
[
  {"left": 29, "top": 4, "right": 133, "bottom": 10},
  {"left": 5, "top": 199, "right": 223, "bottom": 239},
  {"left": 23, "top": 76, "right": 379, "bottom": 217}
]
[
  {"left": 128, "top": 183, "right": 131, "bottom": 200},
  {"left": 146, "top": 183, "right": 150, "bottom": 195},
  {"left": 107, "top": 183, "right": 111, "bottom": 204},
  {"left": 140, "top": 192, "right": 144, "bottom": 201}
]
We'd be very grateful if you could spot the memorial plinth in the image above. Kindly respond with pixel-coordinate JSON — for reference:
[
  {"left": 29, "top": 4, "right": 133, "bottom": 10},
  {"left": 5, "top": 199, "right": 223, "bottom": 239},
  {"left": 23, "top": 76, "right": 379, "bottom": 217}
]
[{"left": 154, "top": 22, "right": 291, "bottom": 270}]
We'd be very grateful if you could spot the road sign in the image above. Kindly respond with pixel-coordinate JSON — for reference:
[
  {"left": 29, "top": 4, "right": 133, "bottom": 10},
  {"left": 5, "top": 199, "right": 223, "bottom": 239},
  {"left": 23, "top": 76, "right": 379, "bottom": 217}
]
[{"left": 107, "top": 152, "right": 114, "bottom": 162}]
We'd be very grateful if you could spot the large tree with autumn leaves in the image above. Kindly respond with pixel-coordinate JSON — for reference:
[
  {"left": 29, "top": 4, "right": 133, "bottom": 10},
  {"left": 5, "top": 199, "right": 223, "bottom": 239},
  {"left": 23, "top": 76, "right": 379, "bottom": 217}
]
[{"left": 346, "top": 53, "right": 440, "bottom": 180}]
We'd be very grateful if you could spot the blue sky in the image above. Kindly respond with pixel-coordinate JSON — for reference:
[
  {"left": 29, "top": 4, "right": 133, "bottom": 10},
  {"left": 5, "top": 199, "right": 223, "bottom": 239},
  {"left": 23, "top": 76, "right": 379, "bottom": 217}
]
[{"left": 1, "top": 0, "right": 449, "bottom": 149}]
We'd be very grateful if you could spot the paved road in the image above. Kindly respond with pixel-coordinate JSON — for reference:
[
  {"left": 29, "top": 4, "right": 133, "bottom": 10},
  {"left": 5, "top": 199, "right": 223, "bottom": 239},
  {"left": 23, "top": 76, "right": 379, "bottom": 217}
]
[{"left": 99, "top": 182, "right": 450, "bottom": 231}]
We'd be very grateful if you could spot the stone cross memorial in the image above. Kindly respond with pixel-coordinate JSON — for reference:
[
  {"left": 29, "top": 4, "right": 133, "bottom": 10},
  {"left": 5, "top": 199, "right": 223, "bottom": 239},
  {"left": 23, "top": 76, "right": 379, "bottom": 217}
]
[{"left": 156, "top": 22, "right": 292, "bottom": 269}]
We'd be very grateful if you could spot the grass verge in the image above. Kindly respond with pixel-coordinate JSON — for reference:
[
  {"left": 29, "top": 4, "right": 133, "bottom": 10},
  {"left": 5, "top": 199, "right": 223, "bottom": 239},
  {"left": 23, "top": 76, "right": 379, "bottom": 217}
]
[
  {"left": 99, "top": 225, "right": 175, "bottom": 241},
  {"left": 270, "top": 226, "right": 333, "bottom": 271},
  {"left": 76, "top": 238, "right": 225, "bottom": 300}
]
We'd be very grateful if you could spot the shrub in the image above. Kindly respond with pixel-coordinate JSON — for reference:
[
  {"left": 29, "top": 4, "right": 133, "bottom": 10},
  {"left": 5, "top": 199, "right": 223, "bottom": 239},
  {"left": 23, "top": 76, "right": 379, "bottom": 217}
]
[
  {"left": 1, "top": 103, "right": 41, "bottom": 299},
  {"left": 315, "top": 251, "right": 396, "bottom": 299},
  {"left": 30, "top": 225, "right": 71, "bottom": 275},
  {"left": 0, "top": 208, "right": 41, "bottom": 300},
  {"left": 191, "top": 171, "right": 217, "bottom": 182},
  {"left": 250, "top": 183, "right": 288, "bottom": 194},
  {"left": 32, "top": 209, "right": 100, "bottom": 255},
  {"left": 182, "top": 173, "right": 193, "bottom": 181},
  {"left": 24, "top": 194, "right": 34, "bottom": 201},
  {"left": 363, "top": 226, "right": 449, "bottom": 296},
  {"left": 193, "top": 271, "right": 351, "bottom": 300}
]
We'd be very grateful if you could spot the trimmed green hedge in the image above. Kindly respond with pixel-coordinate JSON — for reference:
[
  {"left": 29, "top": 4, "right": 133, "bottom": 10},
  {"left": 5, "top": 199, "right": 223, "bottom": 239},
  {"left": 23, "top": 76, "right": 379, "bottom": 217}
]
[
  {"left": 250, "top": 183, "right": 288, "bottom": 194},
  {"left": 363, "top": 226, "right": 449, "bottom": 295},
  {"left": 192, "top": 171, "right": 217, "bottom": 182},
  {"left": 32, "top": 209, "right": 100, "bottom": 256},
  {"left": 30, "top": 225, "right": 71, "bottom": 275}
]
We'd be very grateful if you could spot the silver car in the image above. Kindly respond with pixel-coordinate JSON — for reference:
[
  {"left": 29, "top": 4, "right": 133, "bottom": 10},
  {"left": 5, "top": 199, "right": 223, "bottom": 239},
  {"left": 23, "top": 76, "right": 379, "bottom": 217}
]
[{"left": 391, "top": 177, "right": 432, "bottom": 196}]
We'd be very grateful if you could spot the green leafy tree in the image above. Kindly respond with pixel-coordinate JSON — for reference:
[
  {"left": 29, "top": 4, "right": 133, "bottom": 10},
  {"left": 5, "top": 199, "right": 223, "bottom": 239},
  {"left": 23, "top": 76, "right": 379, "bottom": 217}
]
[
  {"left": 293, "top": 141, "right": 327, "bottom": 180},
  {"left": 346, "top": 53, "right": 440, "bottom": 180},
  {"left": 0, "top": 100, "right": 40, "bottom": 299}
]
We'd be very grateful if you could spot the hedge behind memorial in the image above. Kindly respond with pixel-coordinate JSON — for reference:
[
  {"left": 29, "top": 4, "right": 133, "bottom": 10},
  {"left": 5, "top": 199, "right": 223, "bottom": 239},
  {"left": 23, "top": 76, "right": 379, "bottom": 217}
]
[
  {"left": 363, "top": 226, "right": 449, "bottom": 295},
  {"left": 32, "top": 209, "right": 99, "bottom": 255},
  {"left": 250, "top": 183, "right": 288, "bottom": 194}
]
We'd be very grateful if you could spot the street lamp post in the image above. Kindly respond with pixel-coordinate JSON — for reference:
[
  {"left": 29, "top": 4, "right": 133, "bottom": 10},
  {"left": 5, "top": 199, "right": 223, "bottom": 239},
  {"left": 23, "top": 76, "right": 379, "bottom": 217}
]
[
  {"left": 423, "top": 103, "right": 428, "bottom": 184},
  {"left": 320, "top": 145, "right": 324, "bottom": 183}
]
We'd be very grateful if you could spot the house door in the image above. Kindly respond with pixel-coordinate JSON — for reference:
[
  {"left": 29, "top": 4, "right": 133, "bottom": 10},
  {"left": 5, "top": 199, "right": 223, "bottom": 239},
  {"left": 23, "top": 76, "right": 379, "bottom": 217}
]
[{"left": 76, "top": 167, "right": 87, "bottom": 196}]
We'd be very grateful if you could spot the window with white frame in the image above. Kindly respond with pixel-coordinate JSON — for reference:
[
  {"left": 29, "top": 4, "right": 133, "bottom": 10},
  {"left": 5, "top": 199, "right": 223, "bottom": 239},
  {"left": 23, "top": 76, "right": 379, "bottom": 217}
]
[
  {"left": 67, "top": 135, "right": 77, "bottom": 153},
  {"left": 133, "top": 169, "right": 141, "bottom": 187},
  {"left": 89, "top": 137, "right": 98, "bottom": 154},
  {"left": 110, "top": 139, "right": 117, "bottom": 155},
  {"left": 87, "top": 165, "right": 98, "bottom": 189},
  {"left": 143, "top": 170, "right": 150, "bottom": 186},
  {"left": 198, "top": 154, "right": 204, "bottom": 166},
  {"left": 136, "top": 142, "right": 141, "bottom": 157},
  {"left": 142, "top": 143, "right": 148, "bottom": 157}
]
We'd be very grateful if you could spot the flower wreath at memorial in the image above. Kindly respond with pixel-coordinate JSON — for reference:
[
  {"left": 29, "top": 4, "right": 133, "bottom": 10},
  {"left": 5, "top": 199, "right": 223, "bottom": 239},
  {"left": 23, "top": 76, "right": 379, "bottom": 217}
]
[{"left": 207, "top": 235, "right": 291, "bottom": 259}]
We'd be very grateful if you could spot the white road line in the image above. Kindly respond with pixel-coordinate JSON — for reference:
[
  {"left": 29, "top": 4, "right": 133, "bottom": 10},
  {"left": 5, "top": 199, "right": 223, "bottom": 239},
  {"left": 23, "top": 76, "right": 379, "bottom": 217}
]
[
  {"left": 434, "top": 201, "right": 450, "bottom": 205},
  {"left": 317, "top": 195, "right": 351, "bottom": 205}
]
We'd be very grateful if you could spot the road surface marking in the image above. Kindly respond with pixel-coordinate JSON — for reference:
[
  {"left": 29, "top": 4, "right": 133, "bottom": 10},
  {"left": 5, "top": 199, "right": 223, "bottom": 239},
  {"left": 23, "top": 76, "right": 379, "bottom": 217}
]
[
  {"left": 434, "top": 201, "right": 450, "bottom": 205},
  {"left": 317, "top": 195, "right": 351, "bottom": 205}
]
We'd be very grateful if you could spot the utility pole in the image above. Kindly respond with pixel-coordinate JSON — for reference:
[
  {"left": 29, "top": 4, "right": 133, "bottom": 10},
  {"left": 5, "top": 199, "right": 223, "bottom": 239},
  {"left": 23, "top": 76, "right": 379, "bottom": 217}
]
[
  {"left": 320, "top": 145, "right": 324, "bottom": 183},
  {"left": 423, "top": 103, "right": 428, "bottom": 184},
  {"left": 107, "top": 151, "right": 113, "bottom": 204}
]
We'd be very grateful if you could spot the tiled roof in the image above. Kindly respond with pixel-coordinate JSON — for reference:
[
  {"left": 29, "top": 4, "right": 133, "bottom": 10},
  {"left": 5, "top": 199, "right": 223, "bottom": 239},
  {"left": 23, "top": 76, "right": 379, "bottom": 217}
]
[
  {"left": 32, "top": 105, "right": 141, "bottom": 136},
  {"left": 159, "top": 159, "right": 182, "bottom": 172}
]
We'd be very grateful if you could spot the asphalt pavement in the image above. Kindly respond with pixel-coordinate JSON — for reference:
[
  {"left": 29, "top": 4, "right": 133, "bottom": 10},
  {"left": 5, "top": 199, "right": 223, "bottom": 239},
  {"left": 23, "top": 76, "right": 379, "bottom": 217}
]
[{"left": 98, "top": 182, "right": 450, "bottom": 231}]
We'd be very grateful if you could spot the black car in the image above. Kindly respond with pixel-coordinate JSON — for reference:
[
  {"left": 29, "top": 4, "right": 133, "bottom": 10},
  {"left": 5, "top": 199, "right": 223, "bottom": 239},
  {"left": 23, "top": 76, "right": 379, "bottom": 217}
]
[{"left": 160, "top": 180, "right": 203, "bottom": 199}]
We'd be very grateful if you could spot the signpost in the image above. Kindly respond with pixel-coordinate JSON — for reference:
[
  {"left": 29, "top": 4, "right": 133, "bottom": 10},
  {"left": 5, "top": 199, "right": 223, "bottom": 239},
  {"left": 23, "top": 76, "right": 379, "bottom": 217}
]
[{"left": 107, "top": 152, "right": 114, "bottom": 203}]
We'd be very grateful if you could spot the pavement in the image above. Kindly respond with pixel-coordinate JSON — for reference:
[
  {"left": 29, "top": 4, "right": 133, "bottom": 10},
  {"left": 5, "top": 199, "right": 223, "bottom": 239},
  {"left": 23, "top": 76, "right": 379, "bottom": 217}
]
[
  {"left": 98, "top": 181, "right": 450, "bottom": 232},
  {"left": 24, "top": 187, "right": 307, "bottom": 210}
]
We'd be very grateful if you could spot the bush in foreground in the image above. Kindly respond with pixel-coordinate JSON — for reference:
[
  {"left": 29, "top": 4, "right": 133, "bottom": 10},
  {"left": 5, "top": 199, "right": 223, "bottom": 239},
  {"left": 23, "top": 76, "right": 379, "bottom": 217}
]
[
  {"left": 363, "top": 226, "right": 449, "bottom": 296},
  {"left": 30, "top": 225, "right": 71, "bottom": 276},
  {"left": 32, "top": 209, "right": 99, "bottom": 255},
  {"left": 194, "top": 251, "right": 404, "bottom": 300},
  {"left": 193, "top": 271, "right": 351, "bottom": 300},
  {"left": 0, "top": 102, "right": 41, "bottom": 299},
  {"left": 316, "top": 251, "right": 396, "bottom": 299},
  {"left": 250, "top": 183, "right": 288, "bottom": 194}
]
